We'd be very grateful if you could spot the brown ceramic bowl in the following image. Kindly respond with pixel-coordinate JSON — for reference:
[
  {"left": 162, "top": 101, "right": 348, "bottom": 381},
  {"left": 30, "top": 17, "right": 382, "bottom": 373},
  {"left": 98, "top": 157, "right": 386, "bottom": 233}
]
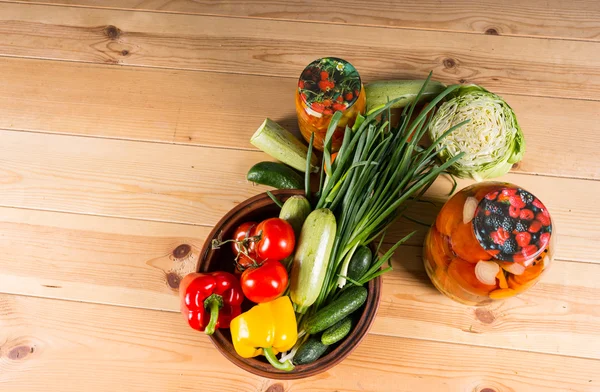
[{"left": 198, "top": 189, "right": 382, "bottom": 379}]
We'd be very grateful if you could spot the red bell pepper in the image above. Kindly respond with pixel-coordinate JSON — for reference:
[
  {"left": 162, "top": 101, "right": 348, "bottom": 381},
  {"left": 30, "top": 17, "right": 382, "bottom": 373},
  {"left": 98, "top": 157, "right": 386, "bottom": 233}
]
[{"left": 179, "top": 272, "right": 244, "bottom": 335}]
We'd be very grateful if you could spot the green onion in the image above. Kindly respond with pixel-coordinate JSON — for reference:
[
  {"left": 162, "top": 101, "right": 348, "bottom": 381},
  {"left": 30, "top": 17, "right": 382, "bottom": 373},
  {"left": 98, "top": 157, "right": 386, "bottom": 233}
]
[{"left": 311, "top": 73, "right": 468, "bottom": 308}]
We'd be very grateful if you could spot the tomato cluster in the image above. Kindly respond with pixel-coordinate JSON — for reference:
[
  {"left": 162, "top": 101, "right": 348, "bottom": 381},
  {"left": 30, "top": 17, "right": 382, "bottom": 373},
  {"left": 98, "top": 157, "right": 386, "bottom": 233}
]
[{"left": 231, "top": 218, "right": 295, "bottom": 303}]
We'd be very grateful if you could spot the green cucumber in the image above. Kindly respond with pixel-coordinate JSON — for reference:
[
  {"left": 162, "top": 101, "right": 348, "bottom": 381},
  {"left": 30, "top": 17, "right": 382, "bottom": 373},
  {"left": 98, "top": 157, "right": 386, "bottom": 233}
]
[
  {"left": 321, "top": 316, "right": 353, "bottom": 346},
  {"left": 347, "top": 245, "right": 372, "bottom": 282},
  {"left": 365, "top": 80, "right": 446, "bottom": 111},
  {"left": 293, "top": 337, "right": 329, "bottom": 365},
  {"left": 279, "top": 195, "right": 312, "bottom": 238},
  {"left": 304, "top": 286, "right": 367, "bottom": 334},
  {"left": 247, "top": 161, "right": 303, "bottom": 189},
  {"left": 290, "top": 208, "right": 337, "bottom": 314},
  {"left": 250, "top": 118, "right": 318, "bottom": 173}
]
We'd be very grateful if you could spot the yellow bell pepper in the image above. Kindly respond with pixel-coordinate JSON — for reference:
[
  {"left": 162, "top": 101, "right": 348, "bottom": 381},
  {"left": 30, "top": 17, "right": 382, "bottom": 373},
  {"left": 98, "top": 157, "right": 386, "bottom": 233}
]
[{"left": 230, "top": 296, "right": 298, "bottom": 371}]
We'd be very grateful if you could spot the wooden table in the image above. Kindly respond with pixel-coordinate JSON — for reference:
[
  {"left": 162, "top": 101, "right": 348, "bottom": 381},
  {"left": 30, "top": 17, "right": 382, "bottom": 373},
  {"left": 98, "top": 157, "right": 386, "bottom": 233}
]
[{"left": 1, "top": 2, "right": 599, "bottom": 391}]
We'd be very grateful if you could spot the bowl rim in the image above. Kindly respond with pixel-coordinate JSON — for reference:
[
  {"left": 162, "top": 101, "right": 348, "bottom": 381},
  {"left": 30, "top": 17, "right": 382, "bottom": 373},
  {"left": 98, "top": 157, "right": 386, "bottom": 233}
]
[{"left": 198, "top": 189, "right": 382, "bottom": 380}]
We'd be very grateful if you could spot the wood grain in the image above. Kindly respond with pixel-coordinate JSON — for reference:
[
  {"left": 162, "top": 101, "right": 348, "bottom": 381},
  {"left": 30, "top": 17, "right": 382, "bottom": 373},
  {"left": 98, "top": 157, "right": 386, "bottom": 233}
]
[
  {"left": 9, "top": 0, "right": 600, "bottom": 41},
  {"left": 376, "top": 246, "right": 600, "bottom": 360},
  {"left": 1, "top": 294, "right": 599, "bottom": 391},
  {"left": 0, "top": 3, "right": 599, "bottom": 100},
  {"left": 0, "top": 207, "right": 207, "bottom": 311},
  {"left": 1, "top": 57, "right": 599, "bottom": 179},
  {"left": 0, "top": 130, "right": 597, "bottom": 262},
  {"left": 0, "top": 206, "right": 599, "bottom": 360}
]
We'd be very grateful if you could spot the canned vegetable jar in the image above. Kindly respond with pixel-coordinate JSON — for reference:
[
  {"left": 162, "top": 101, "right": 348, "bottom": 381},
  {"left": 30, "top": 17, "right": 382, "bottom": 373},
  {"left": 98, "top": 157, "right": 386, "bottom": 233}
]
[
  {"left": 295, "top": 57, "right": 366, "bottom": 152},
  {"left": 423, "top": 182, "right": 555, "bottom": 306}
]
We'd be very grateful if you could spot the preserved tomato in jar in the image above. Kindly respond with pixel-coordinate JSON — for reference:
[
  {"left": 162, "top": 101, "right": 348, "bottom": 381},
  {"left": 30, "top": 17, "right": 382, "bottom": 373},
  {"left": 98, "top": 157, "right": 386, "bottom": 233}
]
[
  {"left": 295, "top": 57, "right": 366, "bottom": 152},
  {"left": 423, "top": 182, "right": 555, "bottom": 306}
]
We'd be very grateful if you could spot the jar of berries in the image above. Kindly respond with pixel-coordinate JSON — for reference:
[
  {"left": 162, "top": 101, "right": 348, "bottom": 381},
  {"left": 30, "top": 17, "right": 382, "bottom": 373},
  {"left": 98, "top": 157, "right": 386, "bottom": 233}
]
[
  {"left": 423, "top": 182, "right": 555, "bottom": 306},
  {"left": 295, "top": 57, "right": 366, "bottom": 152}
]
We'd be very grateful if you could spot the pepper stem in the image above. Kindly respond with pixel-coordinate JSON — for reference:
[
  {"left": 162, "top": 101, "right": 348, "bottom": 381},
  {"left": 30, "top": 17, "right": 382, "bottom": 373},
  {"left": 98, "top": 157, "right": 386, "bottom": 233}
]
[
  {"left": 263, "top": 347, "right": 294, "bottom": 372},
  {"left": 203, "top": 294, "right": 224, "bottom": 335}
]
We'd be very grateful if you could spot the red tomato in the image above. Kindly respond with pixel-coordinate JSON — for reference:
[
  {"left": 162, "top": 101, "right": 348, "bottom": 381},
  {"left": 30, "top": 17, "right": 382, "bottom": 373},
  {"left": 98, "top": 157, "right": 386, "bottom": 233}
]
[
  {"left": 231, "top": 221, "right": 258, "bottom": 258},
  {"left": 254, "top": 218, "right": 295, "bottom": 261},
  {"left": 235, "top": 254, "right": 257, "bottom": 274},
  {"left": 240, "top": 259, "right": 289, "bottom": 303}
]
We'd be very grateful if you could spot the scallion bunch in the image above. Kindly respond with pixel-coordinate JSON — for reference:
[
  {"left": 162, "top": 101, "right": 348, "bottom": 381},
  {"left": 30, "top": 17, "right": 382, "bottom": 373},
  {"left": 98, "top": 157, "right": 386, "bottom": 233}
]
[{"left": 310, "top": 74, "right": 468, "bottom": 308}]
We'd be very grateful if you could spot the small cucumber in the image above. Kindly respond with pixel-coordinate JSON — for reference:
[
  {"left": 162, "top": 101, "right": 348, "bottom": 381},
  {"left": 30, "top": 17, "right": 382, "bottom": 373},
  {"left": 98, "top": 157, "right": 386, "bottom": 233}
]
[
  {"left": 279, "top": 195, "right": 312, "bottom": 239},
  {"left": 347, "top": 245, "right": 372, "bottom": 282},
  {"left": 290, "top": 209, "right": 337, "bottom": 314},
  {"left": 304, "top": 286, "right": 368, "bottom": 334},
  {"left": 321, "top": 316, "right": 353, "bottom": 346},
  {"left": 247, "top": 161, "right": 303, "bottom": 189},
  {"left": 365, "top": 80, "right": 446, "bottom": 111},
  {"left": 250, "top": 118, "right": 318, "bottom": 173},
  {"left": 293, "top": 337, "right": 329, "bottom": 365}
]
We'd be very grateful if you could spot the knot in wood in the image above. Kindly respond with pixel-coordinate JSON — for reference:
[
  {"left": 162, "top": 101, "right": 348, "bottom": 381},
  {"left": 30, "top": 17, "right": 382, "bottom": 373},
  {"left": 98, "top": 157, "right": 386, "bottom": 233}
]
[
  {"left": 265, "top": 383, "right": 284, "bottom": 392},
  {"left": 166, "top": 272, "right": 182, "bottom": 289},
  {"left": 443, "top": 58, "right": 456, "bottom": 69},
  {"left": 475, "top": 308, "right": 495, "bottom": 324},
  {"left": 173, "top": 244, "right": 192, "bottom": 259},
  {"left": 485, "top": 28, "right": 499, "bottom": 35},
  {"left": 7, "top": 345, "right": 34, "bottom": 360},
  {"left": 104, "top": 25, "right": 121, "bottom": 40}
]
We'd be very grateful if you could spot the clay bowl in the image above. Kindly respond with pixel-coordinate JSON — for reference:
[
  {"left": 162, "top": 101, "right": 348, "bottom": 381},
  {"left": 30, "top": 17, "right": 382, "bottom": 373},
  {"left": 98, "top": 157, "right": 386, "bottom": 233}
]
[{"left": 198, "top": 189, "right": 382, "bottom": 379}]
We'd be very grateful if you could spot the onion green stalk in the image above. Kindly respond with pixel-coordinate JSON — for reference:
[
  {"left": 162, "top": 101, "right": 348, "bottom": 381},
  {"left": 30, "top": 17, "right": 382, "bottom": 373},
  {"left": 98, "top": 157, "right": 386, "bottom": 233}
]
[
  {"left": 428, "top": 84, "right": 525, "bottom": 181},
  {"left": 312, "top": 73, "right": 468, "bottom": 308}
]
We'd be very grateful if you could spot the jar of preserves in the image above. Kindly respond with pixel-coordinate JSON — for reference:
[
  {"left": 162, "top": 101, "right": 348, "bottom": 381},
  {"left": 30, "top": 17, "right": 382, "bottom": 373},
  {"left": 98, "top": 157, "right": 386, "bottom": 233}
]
[
  {"left": 295, "top": 57, "right": 366, "bottom": 152},
  {"left": 423, "top": 182, "right": 555, "bottom": 306}
]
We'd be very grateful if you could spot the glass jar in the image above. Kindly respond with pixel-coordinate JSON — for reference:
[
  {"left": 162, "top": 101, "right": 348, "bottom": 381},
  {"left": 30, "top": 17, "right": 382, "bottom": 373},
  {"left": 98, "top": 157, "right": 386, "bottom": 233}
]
[
  {"left": 423, "top": 182, "right": 555, "bottom": 306},
  {"left": 295, "top": 57, "right": 366, "bottom": 152}
]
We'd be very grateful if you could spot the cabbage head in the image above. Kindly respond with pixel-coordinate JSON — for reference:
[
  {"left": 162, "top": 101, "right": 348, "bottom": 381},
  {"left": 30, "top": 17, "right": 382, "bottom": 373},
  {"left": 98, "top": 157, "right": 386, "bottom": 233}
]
[{"left": 428, "top": 85, "right": 525, "bottom": 181}]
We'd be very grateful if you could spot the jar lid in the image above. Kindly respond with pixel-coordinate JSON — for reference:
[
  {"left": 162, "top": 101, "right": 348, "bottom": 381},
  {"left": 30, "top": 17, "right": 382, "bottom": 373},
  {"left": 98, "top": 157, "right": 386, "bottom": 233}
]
[
  {"left": 472, "top": 186, "right": 552, "bottom": 262},
  {"left": 298, "top": 57, "right": 362, "bottom": 116}
]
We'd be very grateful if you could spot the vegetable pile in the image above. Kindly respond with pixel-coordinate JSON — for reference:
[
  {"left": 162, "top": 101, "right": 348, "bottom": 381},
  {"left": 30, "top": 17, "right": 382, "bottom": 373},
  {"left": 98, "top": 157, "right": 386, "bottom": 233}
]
[{"left": 178, "top": 58, "right": 528, "bottom": 372}]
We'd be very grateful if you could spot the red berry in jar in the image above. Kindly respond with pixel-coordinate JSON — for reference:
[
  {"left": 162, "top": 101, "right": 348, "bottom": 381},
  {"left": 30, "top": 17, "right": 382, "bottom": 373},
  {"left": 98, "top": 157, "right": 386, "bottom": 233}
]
[
  {"left": 515, "top": 232, "right": 532, "bottom": 247},
  {"left": 528, "top": 220, "right": 542, "bottom": 233},
  {"left": 519, "top": 209, "right": 534, "bottom": 220},
  {"left": 536, "top": 212, "right": 551, "bottom": 226}
]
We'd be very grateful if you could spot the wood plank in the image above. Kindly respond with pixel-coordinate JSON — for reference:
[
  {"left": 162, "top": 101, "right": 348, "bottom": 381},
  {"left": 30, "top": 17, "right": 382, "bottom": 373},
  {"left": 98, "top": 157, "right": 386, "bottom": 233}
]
[
  {"left": 9, "top": 0, "right": 600, "bottom": 41},
  {"left": 376, "top": 246, "right": 600, "bottom": 360},
  {"left": 1, "top": 294, "right": 599, "bottom": 391},
  {"left": 0, "top": 3, "right": 599, "bottom": 100},
  {"left": 1, "top": 207, "right": 599, "bottom": 359},
  {"left": 0, "top": 207, "right": 207, "bottom": 311},
  {"left": 0, "top": 130, "right": 597, "bottom": 262},
  {"left": 2, "top": 57, "right": 599, "bottom": 179}
]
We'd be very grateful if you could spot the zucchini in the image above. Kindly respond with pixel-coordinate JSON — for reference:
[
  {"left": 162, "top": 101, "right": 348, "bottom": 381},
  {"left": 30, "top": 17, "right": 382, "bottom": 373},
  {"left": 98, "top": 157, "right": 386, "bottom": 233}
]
[
  {"left": 321, "top": 316, "right": 352, "bottom": 346},
  {"left": 365, "top": 80, "right": 446, "bottom": 111},
  {"left": 290, "top": 209, "right": 337, "bottom": 314},
  {"left": 347, "top": 245, "right": 372, "bottom": 282},
  {"left": 247, "top": 161, "right": 304, "bottom": 189},
  {"left": 304, "top": 286, "right": 367, "bottom": 334},
  {"left": 293, "top": 337, "right": 328, "bottom": 365},
  {"left": 279, "top": 195, "right": 312, "bottom": 238},
  {"left": 250, "top": 118, "right": 318, "bottom": 173}
]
